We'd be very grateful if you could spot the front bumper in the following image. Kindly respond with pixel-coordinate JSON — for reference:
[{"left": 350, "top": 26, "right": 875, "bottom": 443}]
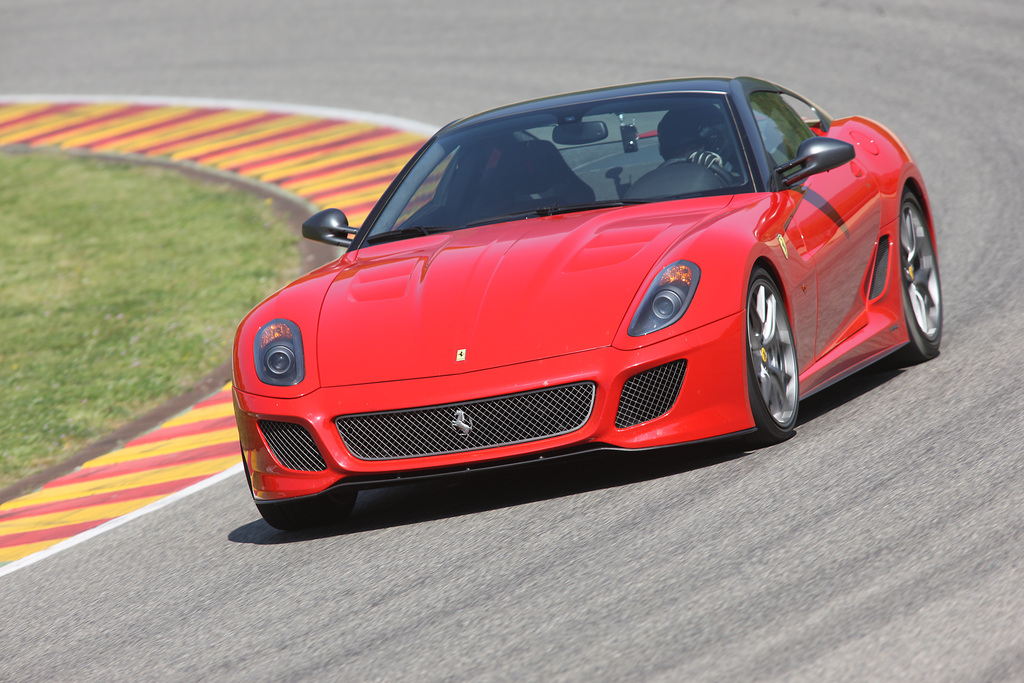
[{"left": 235, "top": 311, "right": 751, "bottom": 501}]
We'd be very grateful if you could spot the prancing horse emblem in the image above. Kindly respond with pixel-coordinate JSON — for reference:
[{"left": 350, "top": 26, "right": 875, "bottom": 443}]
[{"left": 451, "top": 409, "right": 473, "bottom": 436}]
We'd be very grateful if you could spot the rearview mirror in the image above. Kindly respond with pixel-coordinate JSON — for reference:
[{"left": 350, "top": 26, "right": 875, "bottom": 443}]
[
  {"left": 552, "top": 120, "right": 608, "bottom": 145},
  {"left": 776, "top": 137, "right": 856, "bottom": 187},
  {"left": 302, "top": 208, "right": 353, "bottom": 248}
]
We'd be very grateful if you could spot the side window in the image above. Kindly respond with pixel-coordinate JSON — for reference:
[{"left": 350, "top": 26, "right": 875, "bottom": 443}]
[
  {"left": 392, "top": 147, "right": 457, "bottom": 230},
  {"left": 749, "top": 91, "right": 815, "bottom": 167}
]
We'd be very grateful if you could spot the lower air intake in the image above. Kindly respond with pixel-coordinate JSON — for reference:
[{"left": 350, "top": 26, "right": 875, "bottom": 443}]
[
  {"left": 258, "top": 420, "right": 328, "bottom": 472},
  {"left": 616, "top": 360, "right": 687, "bottom": 428},
  {"left": 336, "top": 382, "right": 596, "bottom": 460}
]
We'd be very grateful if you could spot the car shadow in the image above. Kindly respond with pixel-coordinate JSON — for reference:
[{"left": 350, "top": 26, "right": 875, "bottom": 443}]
[
  {"left": 227, "top": 441, "right": 747, "bottom": 545},
  {"left": 796, "top": 365, "right": 905, "bottom": 425},
  {"left": 227, "top": 364, "right": 906, "bottom": 546}
]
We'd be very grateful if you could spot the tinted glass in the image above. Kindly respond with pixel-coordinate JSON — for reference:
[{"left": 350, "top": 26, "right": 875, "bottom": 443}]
[
  {"left": 366, "top": 93, "right": 755, "bottom": 239},
  {"left": 749, "top": 91, "right": 815, "bottom": 166}
]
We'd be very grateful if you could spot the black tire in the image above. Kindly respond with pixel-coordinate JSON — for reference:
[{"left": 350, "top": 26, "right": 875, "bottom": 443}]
[
  {"left": 256, "top": 489, "right": 357, "bottom": 531},
  {"left": 745, "top": 267, "right": 799, "bottom": 446},
  {"left": 890, "top": 191, "right": 942, "bottom": 366},
  {"left": 242, "top": 453, "right": 356, "bottom": 531}
]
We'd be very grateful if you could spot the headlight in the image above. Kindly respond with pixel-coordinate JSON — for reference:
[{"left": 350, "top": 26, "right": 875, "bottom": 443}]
[
  {"left": 628, "top": 261, "right": 700, "bottom": 336},
  {"left": 254, "top": 319, "right": 305, "bottom": 386}
]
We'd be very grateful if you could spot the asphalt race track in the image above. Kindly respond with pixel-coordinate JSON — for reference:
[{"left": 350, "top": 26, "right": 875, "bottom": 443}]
[{"left": 2, "top": 1, "right": 1023, "bottom": 680}]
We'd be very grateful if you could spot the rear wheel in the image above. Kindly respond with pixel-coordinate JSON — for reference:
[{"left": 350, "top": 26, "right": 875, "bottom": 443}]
[
  {"left": 891, "top": 191, "right": 942, "bottom": 365},
  {"left": 745, "top": 267, "right": 799, "bottom": 446}
]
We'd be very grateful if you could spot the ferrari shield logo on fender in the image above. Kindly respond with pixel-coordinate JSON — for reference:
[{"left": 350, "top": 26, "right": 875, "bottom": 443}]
[
  {"left": 452, "top": 409, "right": 473, "bottom": 436},
  {"left": 778, "top": 234, "right": 789, "bottom": 259},
  {"left": 456, "top": 349, "right": 467, "bottom": 362}
]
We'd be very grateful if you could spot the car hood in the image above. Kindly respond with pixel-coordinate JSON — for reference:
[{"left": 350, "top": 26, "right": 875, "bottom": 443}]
[{"left": 316, "top": 198, "right": 733, "bottom": 387}]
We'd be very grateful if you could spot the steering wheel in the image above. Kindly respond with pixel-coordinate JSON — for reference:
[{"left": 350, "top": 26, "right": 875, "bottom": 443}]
[{"left": 689, "top": 151, "right": 732, "bottom": 187}]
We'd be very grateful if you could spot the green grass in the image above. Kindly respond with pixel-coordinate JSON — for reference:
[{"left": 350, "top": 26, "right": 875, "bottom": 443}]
[{"left": 0, "top": 151, "right": 304, "bottom": 489}]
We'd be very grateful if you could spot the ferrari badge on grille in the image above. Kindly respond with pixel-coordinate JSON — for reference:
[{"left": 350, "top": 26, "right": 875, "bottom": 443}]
[{"left": 452, "top": 409, "right": 473, "bottom": 436}]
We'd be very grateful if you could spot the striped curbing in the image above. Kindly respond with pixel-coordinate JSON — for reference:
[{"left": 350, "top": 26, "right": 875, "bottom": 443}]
[{"left": 0, "top": 97, "right": 431, "bottom": 568}]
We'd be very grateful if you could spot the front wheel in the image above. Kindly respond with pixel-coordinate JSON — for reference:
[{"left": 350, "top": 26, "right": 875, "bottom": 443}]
[
  {"left": 891, "top": 192, "right": 942, "bottom": 365},
  {"left": 255, "top": 490, "right": 357, "bottom": 531},
  {"left": 745, "top": 267, "right": 799, "bottom": 446},
  {"left": 243, "top": 453, "right": 356, "bottom": 531}
]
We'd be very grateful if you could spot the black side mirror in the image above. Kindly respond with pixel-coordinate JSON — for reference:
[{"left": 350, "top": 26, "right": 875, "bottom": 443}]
[
  {"left": 776, "top": 137, "right": 856, "bottom": 188},
  {"left": 301, "top": 208, "right": 353, "bottom": 248}
]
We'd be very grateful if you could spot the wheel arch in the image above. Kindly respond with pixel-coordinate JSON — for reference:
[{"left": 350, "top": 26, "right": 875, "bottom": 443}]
[
  {"left": 900, "top": 175, "right": 939, "bottom": 256},
  {"left": 750, "top": 255, "right": 795, "bottom": 321}
]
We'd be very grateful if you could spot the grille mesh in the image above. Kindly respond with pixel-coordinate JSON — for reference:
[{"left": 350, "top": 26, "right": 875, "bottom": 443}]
[
  {"left": 868, "top": 235, "right": 890, "bottom": 299},
  {"left": 336, "top": 382, "right": 596, "bottom": 460},
  {"left": 615, "top": 360, "right": 687, "bottom": 428},
  {"left": 258, "top": 420, "right": 328, "bottom": 471}
]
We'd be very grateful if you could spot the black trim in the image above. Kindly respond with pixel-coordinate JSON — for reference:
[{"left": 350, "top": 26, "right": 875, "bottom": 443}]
[
  {"left": 798, "top": 342, "right": 907, "bottom": 400},
  {"left": 868, "top": 235, "right": 890, "bottom": 299},
  {"left": 252, "top": 427, "right": 757, "bottom": 507}
]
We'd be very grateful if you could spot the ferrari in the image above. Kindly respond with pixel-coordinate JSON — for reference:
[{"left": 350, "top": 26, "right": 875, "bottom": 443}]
[{"left": 232, "top": 77, "right": 942, "bottom": 530}]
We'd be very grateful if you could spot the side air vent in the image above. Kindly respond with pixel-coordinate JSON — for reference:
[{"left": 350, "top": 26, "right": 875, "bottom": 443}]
[
  {"left": 868, "top": 235, "right": 890, "bottom": 300},
  {"left": 258, "top": 420, "right": 328, "bottom": 472},
  {"left": 616, "top": 360, "right": 687, "bottom": 429}
]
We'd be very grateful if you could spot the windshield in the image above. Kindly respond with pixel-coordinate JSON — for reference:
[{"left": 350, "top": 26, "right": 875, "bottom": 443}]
[{"left": 365, "top": 93, "right": 752, "bottom": 241}]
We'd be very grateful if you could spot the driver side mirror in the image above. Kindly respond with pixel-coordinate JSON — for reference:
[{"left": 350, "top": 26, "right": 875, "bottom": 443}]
[
  {"left": 776, "top": 137, "right": 856, "bottom": 188},
  {"left": 302, "top": 208, "right": 353, "bottom": 248}
]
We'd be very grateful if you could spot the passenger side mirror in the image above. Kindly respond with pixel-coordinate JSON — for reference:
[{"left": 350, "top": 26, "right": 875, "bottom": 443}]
[
  {"left": 776, "top": 137, "right": 856, "bottom": 188},
  {"left": 302, "top": 208, "right": 353, "bottom": 248}
]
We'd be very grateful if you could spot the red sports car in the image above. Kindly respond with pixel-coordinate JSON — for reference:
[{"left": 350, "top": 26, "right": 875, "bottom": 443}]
[{"left": 233, "top": 77, "right": 942, "bottom": 530}]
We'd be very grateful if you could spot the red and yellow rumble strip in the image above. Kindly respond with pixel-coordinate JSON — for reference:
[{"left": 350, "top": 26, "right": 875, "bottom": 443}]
[
  {"left": 0, "top": 388, "right": 237, "bottom": 564},
  {"left": 0, "top": 100, "right": 429, "bottom": 566},
  {"left": 0, "top": 100, "right": 427, "bottom": 224}
]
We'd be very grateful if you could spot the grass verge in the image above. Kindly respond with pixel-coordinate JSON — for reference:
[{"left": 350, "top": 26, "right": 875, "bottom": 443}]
[{"left": 0, "top": 150, "right": 303, "bottom": 489}]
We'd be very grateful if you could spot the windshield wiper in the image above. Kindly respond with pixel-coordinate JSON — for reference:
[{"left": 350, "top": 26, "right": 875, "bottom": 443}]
[
  {"left": 365, "top": 225, "right": 455, "bottom": 245},
  {"left": 466, "top": 199, "right": 654, "bottom": 227},
  {"left": 532, "top": 199, "right": 655, "bottom": 215}
]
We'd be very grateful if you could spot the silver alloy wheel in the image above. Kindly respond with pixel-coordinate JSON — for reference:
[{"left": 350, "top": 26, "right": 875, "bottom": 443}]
[
  {"left": 747, "top": 279, "right": 798, "bottom": 427},
  {"left": 900, "top": 200, "right": 941, "bottom": 341}
]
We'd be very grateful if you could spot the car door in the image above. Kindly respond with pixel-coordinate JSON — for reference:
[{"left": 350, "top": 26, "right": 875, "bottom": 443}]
[
  {"left": 749, "top": 91, "right": 881, "bottom": 360},
  {"left": 787, "top": 157, "right": 881, "bottom": 358}
]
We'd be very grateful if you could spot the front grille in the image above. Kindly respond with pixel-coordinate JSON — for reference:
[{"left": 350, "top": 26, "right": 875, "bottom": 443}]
[
  {"left": 868, "top": 235, "right": 890, "bottom": 299},
  {"left": 615, "top": 360, "right": 687, "bottom": 428},
  {"left": 258, "top": 420, "right": 328, "bottom": 471},
  {"left": 336, "top": 382, "right": 596, "bottom": 460}
]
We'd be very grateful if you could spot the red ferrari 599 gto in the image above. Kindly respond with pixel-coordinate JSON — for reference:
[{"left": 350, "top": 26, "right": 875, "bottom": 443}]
[{"left": 232, "top": 77, "right": 941, "bottom": 529}]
